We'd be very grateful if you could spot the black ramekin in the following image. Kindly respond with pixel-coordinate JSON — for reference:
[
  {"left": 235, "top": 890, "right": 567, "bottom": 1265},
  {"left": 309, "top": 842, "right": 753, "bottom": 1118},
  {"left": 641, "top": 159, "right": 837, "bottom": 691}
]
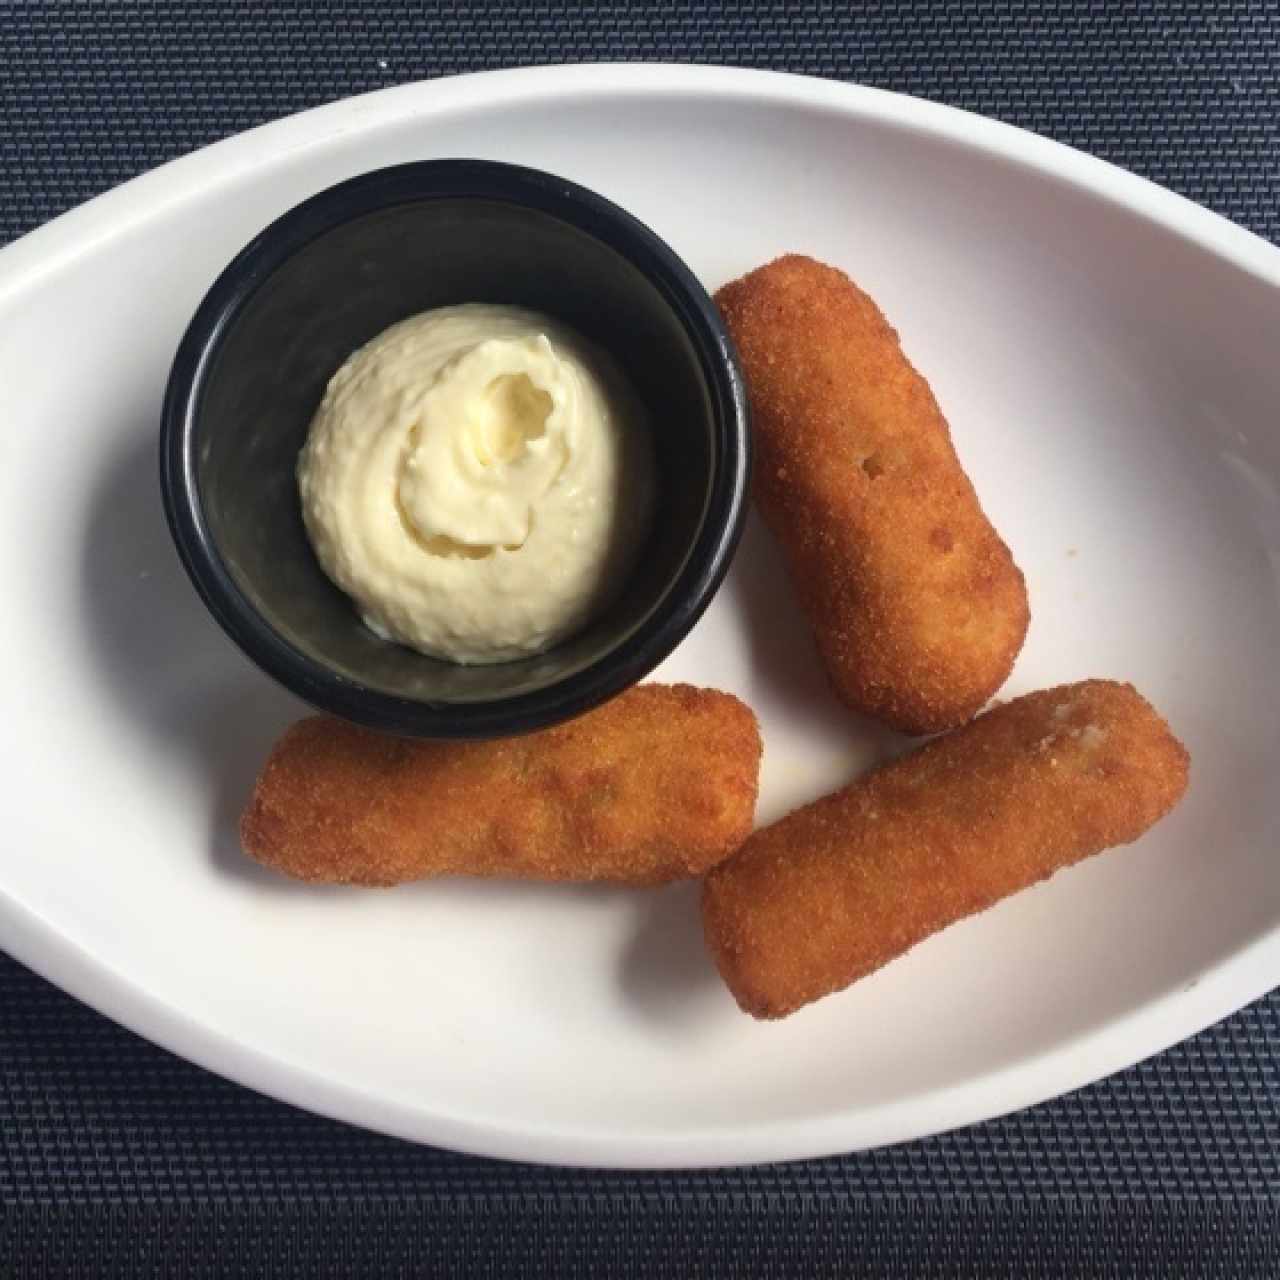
[{"left": 160, "top": 159, "right": 749, "bottom": 738}]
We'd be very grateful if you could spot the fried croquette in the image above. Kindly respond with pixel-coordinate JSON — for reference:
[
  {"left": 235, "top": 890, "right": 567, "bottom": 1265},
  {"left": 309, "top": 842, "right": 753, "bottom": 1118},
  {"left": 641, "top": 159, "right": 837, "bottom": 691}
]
[
  {"left": 702, "top": 680, "right": 1189, "bottom": 1019},
  {"left": 241, "top": 683, "right": 762, "bottom": 886},
  {"left": 715, "top": 254, "right": 1029, "bottom": 734}
]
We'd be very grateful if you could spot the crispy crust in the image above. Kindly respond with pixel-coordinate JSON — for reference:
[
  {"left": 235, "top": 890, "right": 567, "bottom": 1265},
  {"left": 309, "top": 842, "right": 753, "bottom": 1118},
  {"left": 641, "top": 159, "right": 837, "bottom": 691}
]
[
  {"left": 241, "top": 683, "right": 762, "bottom": 886},
  {"left": 715, "top": 254, "right": 1030, "bottom": 734},
  {"left": 702, "top": 680, "right": 1190, "bottom": 1019}
]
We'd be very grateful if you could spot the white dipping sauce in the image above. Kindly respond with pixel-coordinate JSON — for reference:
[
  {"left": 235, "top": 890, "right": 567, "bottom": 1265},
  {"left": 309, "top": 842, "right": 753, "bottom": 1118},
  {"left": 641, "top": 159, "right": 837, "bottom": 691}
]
[{"left": 297, "top": 304, "right": 655, "bottom": 664}]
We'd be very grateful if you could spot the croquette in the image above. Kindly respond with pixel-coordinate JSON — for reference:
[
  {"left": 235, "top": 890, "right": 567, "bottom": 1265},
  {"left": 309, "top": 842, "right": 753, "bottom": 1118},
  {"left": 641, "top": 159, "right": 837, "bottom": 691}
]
[
  {"left": 702, "top": 680, "right": 1189, "bottom": 1018},
  {"left": 716, "top": 254, "right": 1029, "bottom": 734},
  {"left": 242, "top": 683, "right": 762, "bottom": 886}
]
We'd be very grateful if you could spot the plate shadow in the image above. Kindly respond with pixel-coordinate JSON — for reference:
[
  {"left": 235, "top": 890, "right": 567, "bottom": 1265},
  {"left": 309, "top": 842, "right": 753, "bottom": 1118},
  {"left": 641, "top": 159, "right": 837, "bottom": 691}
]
[{"left": 79, "top": 428, "right": 302, "bottom": 890}]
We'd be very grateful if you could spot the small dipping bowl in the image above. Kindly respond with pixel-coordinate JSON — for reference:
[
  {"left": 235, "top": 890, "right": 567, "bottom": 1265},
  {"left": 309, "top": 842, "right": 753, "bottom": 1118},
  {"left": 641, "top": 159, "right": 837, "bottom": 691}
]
[{"left": 160, "top": 160, "right": 749, "bottom": 738}]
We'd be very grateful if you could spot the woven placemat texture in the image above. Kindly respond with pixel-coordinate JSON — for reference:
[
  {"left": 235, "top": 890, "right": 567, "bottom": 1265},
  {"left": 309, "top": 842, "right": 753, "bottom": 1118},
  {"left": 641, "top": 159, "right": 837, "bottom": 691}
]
[
  {"left": 3, "top": 2, "right": 1277, "bottom": 246},
  {"left": 2, "top": 3, "right": 1278, "bottom": 1275}
]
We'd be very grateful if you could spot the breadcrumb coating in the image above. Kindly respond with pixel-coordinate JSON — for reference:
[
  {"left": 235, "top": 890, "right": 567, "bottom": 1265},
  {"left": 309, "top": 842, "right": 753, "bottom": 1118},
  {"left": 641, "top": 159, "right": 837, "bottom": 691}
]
[
  {"left": 242, "top": 684, "right": 762, "bottom": 886},
  {"left": 702, "top": 680, "right": 1189, "bottom": 1019},
  {"left": 715, "top": 254, "right": 1029, "bottom": 734}
]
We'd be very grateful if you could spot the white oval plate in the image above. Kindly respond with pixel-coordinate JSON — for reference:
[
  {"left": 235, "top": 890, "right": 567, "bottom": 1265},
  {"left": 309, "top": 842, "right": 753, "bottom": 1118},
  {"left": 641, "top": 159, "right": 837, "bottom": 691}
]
[{"left": 2, "top": 65, "right": 1279, "bottom": 1168}]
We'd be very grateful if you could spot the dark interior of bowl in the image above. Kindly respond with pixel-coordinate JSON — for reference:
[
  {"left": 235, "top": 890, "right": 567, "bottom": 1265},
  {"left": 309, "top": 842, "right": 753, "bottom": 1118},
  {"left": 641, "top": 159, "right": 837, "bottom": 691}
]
[{"left": 196, "top": 196, "right": 714, "bottom": 704}]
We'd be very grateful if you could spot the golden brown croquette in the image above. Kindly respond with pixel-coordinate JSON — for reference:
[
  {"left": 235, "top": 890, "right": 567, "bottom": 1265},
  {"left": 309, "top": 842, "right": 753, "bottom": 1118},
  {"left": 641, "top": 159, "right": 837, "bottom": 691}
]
[
  {"left": 242, "top": 684, "right": 762, "bottom": 886},
  {"left": 702, "top": 680, "right": 1189, "bottom": 1019},
  {"left": 715, "top": 254, "right": 1029, "bottom": 734}
]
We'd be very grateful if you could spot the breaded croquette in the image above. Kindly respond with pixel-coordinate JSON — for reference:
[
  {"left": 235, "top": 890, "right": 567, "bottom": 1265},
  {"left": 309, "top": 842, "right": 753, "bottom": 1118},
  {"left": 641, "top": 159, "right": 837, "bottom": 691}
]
[
  {"left": 702, "top": 680, "right": 1189, "bottom": 1019},
  {"left": 715, "top": 254, "right": 1029, "bottom": 734},
  {"left": 242, "top": 684, "right": 762, "bottom": 886}
]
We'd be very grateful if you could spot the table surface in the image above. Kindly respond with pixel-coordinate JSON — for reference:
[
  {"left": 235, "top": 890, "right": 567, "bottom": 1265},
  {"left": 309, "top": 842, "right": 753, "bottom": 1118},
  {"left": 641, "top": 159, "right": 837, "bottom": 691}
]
[{"left": 2, "top": 3, "right": 1278, "bottom": 1275}]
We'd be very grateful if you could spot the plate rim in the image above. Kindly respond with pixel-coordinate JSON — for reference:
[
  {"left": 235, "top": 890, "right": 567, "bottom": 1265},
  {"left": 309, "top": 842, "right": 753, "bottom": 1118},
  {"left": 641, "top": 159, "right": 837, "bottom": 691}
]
[{"left": 2, "top": 62, "right": 1278, "bottom": 1168}]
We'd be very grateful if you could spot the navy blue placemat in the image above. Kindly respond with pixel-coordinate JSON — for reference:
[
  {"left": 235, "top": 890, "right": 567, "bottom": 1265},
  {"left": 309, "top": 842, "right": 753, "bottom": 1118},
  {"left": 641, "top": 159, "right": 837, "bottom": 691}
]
[{"left": 3, "top": 4, "right": 1278, "bottom": 1275}]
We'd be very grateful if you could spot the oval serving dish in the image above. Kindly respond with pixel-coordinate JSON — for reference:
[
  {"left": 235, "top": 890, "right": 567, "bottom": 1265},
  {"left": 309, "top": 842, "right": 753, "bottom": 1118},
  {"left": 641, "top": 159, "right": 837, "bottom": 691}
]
[{"left": 0, "top": 65, "right": 1278, "bottom": 1167}]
